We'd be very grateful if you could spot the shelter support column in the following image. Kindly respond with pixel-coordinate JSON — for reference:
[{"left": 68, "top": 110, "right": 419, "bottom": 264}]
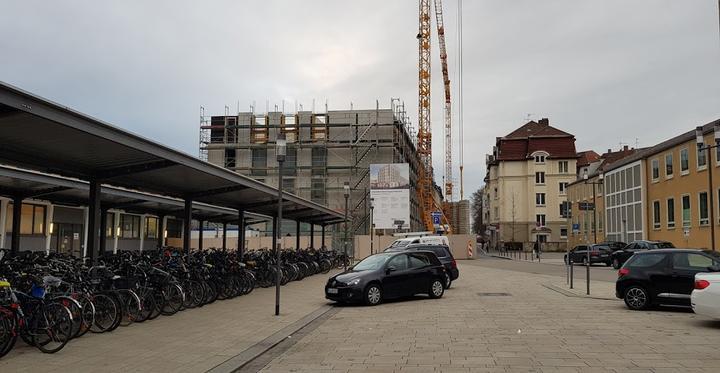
[
  {"left": 10, "top": 196, "right": 22, "bottom": 257},
  {"left": 296, "top": 221, "right": 301, "bottom": 251},
  {"left": 222, "top": 223, "right": 227, "bottom": 250},
  {"left": 238, "top": 210, "right": 245, "bottom": 256},
  {"left": 321, "top": 224, "right": 326, "bottom": 249},
  {"left": 198, "top": 220, "right": 204, "bottom": 251},
  {"left": 183, "top": 199, "right": 192, "bottom": 255},
  {"left": 310, "top": 224, "right": 315, "bottom": 250},
  {"left": 87, "top": 179, "right": 102, "bottom": 262},
  {"left": 157, "top": 214, "right": 165, "bottom": 249}
]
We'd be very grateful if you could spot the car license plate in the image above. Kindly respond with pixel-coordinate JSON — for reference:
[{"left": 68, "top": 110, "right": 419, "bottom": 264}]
[{"left": 327, "top": 288, "right": 338, "bottom": 294}]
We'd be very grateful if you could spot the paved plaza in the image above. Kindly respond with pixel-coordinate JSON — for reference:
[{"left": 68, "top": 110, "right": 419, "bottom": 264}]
[
  {"left": 260, "top": 259, "right": 720, "bottom": 373},
  {"left": 3, "top": 258, "right": 720, "bottom": 372}
]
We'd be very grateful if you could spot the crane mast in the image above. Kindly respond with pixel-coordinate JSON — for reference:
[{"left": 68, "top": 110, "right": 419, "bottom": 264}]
[
  {"left": 417, "top": 0, "right": 434, "bottom": 231},
  {"left": 434, "top": 0, "right": 453, "bottom": 202},
  {"left": 417, "top": 0, "right": 452, "bottom": 232}
]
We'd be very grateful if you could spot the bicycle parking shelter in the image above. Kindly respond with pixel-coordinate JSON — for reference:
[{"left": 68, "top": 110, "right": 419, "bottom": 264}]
[{"left": 0, "top": 82, "right": 344, "bottom": 260}]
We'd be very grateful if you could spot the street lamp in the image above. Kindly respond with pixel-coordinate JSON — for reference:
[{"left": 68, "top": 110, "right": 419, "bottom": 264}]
[
  {"left": 582, "top": 169, "right": 603, "bottom": 296},
  {"left": 275, "top": 133, "right": 286, "bottom": 316},
  {"left": 343, "top": 181, "right": 350, "bottom": 270},
  {"left": 696, "top": 125, "right": 720, "bottom": 251},
  {"left": 370, "top": 197, "right": 375, "bottom": 255}
]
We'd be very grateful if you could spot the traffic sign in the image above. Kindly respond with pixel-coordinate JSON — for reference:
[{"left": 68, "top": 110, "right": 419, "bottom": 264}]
[
  {"left": 431, "top": 211, "right": 441, "bottom": 225},
  {"left": 578, "top": 202, "right": 595, "bottom": 211}
]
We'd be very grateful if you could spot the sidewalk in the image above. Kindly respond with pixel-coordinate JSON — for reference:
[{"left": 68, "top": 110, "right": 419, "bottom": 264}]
[{"left": 0, "top": 271, "right": 338, "bottom": 373}]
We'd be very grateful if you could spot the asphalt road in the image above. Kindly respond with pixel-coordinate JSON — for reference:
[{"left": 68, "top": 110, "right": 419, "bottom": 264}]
[{"left": 468, "top": 255, "right": 619, "bottom": 283}]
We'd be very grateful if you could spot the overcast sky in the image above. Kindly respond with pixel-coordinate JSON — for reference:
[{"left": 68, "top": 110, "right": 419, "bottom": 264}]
[{"left": 2, "top": 1, "right": 719, "bottom": 200}]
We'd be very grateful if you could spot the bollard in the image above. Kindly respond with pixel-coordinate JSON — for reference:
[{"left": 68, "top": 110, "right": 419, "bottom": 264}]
[
  {"left": 524, "top": 251, "right": 527, "bottom": 261},
  {"left": 569, "top": 259, "right": 574, "bottom": 289}
]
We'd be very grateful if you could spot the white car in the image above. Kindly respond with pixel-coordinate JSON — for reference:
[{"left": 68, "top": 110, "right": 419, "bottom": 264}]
[{"left": 691, "top": 272, "right": 720, "bottom": 319}]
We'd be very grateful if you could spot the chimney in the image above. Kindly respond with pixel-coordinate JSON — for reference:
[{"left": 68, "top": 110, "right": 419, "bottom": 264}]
[
  {"left": 623, "top": 145, "right": 629, "bottom": 151},
  {"left": 539, "top": 118, "right": 549, "bottom": 126},
  {"left": 607, "top": 148, "right": 612, "bottom": 154}
]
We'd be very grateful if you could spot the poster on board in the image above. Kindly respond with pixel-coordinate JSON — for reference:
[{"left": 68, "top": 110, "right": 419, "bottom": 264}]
[{"left": 370, "top": 164, "right": 410, "bottom": 230}]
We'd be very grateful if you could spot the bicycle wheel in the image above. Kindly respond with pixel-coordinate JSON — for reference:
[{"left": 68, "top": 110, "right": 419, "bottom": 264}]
[
  {"left": 76, "top": 294, "right": 95, "bottom": 338},
  {"left": 53, "top": 296, "right": 82, "bottom": 338},
  {"left": 32, "top": 302, "right": 73, "bottom": 353},
  {"left": 0, "top": 309, "right": 18, "bottom": 358},
  {"left": 118, "top": 290, "right": 142, "bottom": 327},
  {"left": 135, "top": 288, "right": 155, "bottom": 323},
  {"left": 160, "top": 284, "right": 184, "bottom": 316},
  {"left": 89, "top": 293, "right": 118, "bottom": 333}
]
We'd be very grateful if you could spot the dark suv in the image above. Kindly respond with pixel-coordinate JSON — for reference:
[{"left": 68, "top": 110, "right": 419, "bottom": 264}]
[
  {"left": 610, "top": 240, "right": 675, "bottom": 269},
  {"left": 386, "top": 244, "right": 458, "bottom": 289},
  {"left": 616, "top": 249, "right": 720, "bottom": 310},
  {"left": 564, "top": 244, "right": 612, "bottom": 266}
]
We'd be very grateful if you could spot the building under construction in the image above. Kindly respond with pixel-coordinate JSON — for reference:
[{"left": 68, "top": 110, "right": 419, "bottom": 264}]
[{"left": 199, "top": 101, "right": 431, "bottom": 241}]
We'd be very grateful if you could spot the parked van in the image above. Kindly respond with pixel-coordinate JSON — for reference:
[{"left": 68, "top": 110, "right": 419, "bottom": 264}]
[{"left": 388, "top": 235, "right": 450, "bottom": 249}]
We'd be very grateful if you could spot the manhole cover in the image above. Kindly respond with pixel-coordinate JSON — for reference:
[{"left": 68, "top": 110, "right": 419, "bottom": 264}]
[{"left": 477, "top": 292, "right": 511, "bottom": 297}]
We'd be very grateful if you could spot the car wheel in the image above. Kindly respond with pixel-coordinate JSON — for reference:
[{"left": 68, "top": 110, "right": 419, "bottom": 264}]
[
  {"left": 444, "top": 273, "right": 452, "bottom": 289},
  {"left": 364, "top": 284, "right": 382, "bottom": 306},
  {"left": 429, "top": 278, "right": 444, "bottom": 299},
  {"left": 624, "top": 286, "right": 650, "bottom": 310},
  {"left": 605, "top": 261, "right": 611, "bottom": 267},
  {"left": 612, "top": 259, "right": 621, "bottom": 269}
]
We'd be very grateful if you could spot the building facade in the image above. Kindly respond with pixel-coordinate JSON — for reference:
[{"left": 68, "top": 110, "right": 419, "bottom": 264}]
[
  {"left": 484, "top": 118, "right": 578, "bottom": 250},
  {"left": 566, "top": 146, "right": 639, "bottom": 248},
  {"left": 199, "top": 103, "right": 425, "bottom": 238}
]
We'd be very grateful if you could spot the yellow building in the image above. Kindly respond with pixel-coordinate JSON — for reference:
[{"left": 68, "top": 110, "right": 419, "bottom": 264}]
[
  {"left": 643, "top": 121, "right": 720, "bottom": 249},
  {"left": 566, "top": 174, "right": 605, "bottom": 248}
]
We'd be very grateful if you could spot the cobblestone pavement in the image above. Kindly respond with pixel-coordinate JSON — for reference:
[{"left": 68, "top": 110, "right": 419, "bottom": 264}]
[
  {"left": 0, "top": 271, "right": 337, "bottom": 373},
  {"left": 260, "top": 261, "right": 720, "bottom": 373}
]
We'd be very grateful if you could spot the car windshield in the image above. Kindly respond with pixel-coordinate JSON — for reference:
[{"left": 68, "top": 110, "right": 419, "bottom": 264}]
[
  {"left": 353, "top": 253, "right": 392, "bottom": 271},
  {"left": 390, "top": 240, "right": 410, "bottom": 248},
  {"left": 652, "top": 242, "right": 675, "bottom": 249}
]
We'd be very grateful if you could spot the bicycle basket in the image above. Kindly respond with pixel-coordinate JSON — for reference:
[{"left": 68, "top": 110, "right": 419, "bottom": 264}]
[{"left": 30, "top": 283, "right": 46, "bottom": 299}]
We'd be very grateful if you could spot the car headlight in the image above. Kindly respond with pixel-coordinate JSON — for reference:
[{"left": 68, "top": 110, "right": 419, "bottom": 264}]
[{"left": 347, "top": 278, "right": 361, "bottom": 286}]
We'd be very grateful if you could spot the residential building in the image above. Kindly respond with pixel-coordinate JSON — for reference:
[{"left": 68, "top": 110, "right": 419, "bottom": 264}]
[
  {"left": 602, "top": 119, "right": 720, "bottom": 249},
  {"left": 566, "top": 146, "right": 639, "bottom": 248},
  {"left": 484, "top": 118, "right": 578, "bottom": 250}
]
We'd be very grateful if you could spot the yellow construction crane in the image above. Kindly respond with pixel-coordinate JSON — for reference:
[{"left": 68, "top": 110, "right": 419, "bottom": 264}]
[{"left": 417, "top": 0, "right": 453, "bottom": 233}]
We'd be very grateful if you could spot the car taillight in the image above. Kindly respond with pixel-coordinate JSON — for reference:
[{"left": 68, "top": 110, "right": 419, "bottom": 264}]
[
  {"left": 695, "top": 279, "right": 711, "bottom": 290},
  {"left": 451, "top": 259, "right": 457, "bottom": 268},
  {"left": 618, "top": 268, "right": 630, "bottom": 277}
]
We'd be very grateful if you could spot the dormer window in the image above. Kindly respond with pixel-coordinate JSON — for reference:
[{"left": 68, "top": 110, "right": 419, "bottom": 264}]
[{"left": 534, "top": 155, "right": 546, "bottom": 163}]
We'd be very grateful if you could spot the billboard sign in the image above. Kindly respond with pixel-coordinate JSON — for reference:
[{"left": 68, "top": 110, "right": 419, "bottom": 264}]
[{"left": 370, "top": 163, "right": 410, "bottom": 230}]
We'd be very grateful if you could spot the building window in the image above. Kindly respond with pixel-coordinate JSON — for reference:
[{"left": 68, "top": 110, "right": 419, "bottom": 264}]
[
  {"left": 535, "top": 155, "right": 546, "bottom": 163},
  {"left": 535, "top": 193, "right": 546, "bottom": 206},
  {"left": 120, "top": 214, "right": 141, "bottom": 239},
  {"left": 667, "top": 198, "right": 675, "bottom": 229},
  {"left": 699, "top": 192, "right": 709, "bottom": 226},
  {"left": 651, "top": 159, "right": 660, "bottom": 181},
  {"left": 652, "top": 200, "right": 661, "bottom": 229},
  {"left": 106, "top": 213, "right": 115, "bottom": 237},
  {"left": 311, "top": 147, "right": 327, "bottom": 176},
  {"left": 665, "top": 153, "right": 673, "bottom": 177},
  {"left": 251, "top": 148, "right": 267, "bottom": 176},
  {"left": 535, "top": 172, "right": 545, "bottom": 184},
  {"left": 559, "top": 182, "right": 568, "bottom": 195},
  {"left": 698, "top": 147, "right": 707, "bottom": 169},
  {"left": 680, "top": 148, "right": 689, "bottom": 174},
  {"left": 282, "top": 178, "right": 295, "bottom": 194},
  {"left": 558, "top": 161, "right": 569, "bottom": 174},
  {"left": 560, "top": 202, "right": 570, "bottom": 219},
  {"left": 282, "top": 146, "right": 297, "bottom": 176},
  {"left": 5, "top": 203, "right": 46, "bottom": 235},
  {"left": 166, "top": 218, "right": 182, "bottom": 239},
  {"left": 560, "top": 227, "right": 568, "bottom": 238},
  {"left": 311, "top": 178, "right": 326, "bottom": 205},
  {"left": 682, "top": 195, "right": 691, "bottom": 228},
  {"left": 494, "top": 188, "right": 498, "bottom": 199},
  {"left": 493, "top": 207, "right": 498, "bottom": 219},
  {"left": 145, "top": 217, "right": 158, "bottom": 239},
  {"left": 536, "top": 214, "right": 546, "bottom": 227}
]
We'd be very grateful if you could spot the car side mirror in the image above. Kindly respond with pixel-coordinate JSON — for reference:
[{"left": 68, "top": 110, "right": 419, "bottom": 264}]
[
  {"left": 386, "top": 266, "right": 396, "bottom": 274},
  {"left": 708, "top": 265, "right": 720, "bottom": 272}
]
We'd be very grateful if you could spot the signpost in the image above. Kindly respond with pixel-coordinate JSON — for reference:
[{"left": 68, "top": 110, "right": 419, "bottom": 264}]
[{"left": 578, "top": 202, "right": 595, "bottom": 211}]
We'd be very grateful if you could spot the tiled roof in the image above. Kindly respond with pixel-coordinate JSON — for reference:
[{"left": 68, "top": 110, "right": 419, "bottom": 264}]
[
  {"left": 576, "top": 150, "right": 600, "bottom": 167},
  {"left": 496, "top": 118, "right": 577, "bottom": 161}
]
